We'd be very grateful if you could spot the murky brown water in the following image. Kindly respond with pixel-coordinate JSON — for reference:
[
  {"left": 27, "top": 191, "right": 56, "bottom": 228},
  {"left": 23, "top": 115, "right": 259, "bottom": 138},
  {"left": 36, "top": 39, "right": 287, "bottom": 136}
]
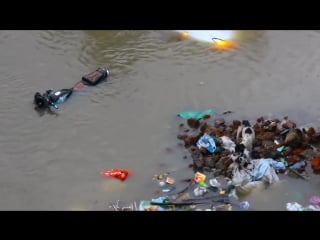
[{"left": 1, "top": 30, "right": 320, "bottom": 210}]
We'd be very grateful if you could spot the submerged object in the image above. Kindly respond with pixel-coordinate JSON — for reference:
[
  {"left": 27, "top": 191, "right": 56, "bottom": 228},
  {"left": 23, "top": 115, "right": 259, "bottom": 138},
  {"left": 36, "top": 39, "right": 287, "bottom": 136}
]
[{"left": 34, "top": 67, "right": 109, "bottom": 111}]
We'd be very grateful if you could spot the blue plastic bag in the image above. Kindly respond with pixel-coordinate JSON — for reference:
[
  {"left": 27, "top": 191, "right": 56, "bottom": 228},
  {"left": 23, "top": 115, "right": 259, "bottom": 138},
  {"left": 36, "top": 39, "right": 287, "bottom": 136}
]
[{"left": 196, "top": 133, "right": 216, "bottom": 153}]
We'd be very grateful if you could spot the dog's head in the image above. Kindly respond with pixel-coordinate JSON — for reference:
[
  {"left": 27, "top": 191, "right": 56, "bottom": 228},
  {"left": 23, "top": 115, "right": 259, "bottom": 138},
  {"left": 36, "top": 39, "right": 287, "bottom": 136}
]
[
  {"left": 243, "top": 127, "right": 253, "bottom": 135},
  {"left": 242, "top": 120, "right": 251, "bottom": 127},
  {"left": 34, "top": 92, "right": 47, "bottom": 109},
  {"left": 230, "top": 152, "right": 250, "bottom": 167}
]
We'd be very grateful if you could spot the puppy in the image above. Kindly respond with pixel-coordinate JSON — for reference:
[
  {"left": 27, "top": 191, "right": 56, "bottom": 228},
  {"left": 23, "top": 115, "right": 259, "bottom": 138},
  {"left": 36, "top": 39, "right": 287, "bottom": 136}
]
[
  {"left": 236, "top": 120, "right": 255, "bottom": 152},
  {"left": 234, "top": 143, "right": 251, "bottom": 161}
]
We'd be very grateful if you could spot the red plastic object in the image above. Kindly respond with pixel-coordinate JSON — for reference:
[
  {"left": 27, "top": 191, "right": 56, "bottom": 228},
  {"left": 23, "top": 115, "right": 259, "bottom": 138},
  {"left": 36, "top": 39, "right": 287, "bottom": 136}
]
[
  {"left": 100, "top": 169, "right": 129, "bottom": 181},
  {"left": 72, "top": 82, "right": 85, "bottom": 91}
]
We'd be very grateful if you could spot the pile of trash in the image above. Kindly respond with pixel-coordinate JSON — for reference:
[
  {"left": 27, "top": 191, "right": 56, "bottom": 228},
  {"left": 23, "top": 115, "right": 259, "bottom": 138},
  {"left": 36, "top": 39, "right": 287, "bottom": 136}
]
[
  {"left": 109, "top": 172, "right": 251, "bottom": 211},
  {"left": 108, "top": 109, "right": 320, "bottom": 211},
  {"left": 174, "top": 109, "right": 320, "bottom": 208}
]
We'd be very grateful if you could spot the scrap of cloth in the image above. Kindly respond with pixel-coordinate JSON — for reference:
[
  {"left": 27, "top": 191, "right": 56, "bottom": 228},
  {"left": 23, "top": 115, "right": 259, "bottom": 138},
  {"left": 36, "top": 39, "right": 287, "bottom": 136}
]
[{"left": 251, "top": 158, "right": 286, "bottom": 182}]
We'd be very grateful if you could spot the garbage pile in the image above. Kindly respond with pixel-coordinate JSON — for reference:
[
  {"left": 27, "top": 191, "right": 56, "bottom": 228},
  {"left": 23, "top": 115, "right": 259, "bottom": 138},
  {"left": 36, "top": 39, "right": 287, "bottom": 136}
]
[
  {"left": 109, "top": 172, "right": 249, "bottom": 211},
  {"left": 176, "top": 109, "right": 320, "bottom": 197},
  {"left": 108, "top": 109, "right": 320, "bottom": 211}
]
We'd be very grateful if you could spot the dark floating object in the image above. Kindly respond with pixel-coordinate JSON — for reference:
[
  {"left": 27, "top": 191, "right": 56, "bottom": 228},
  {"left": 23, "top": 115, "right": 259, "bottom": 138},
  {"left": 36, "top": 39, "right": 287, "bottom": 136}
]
[
  {"left": 34, "top": 67, "right": 110, "bottom": 111},
  {"left": 222, "top": 110, "right": 233, "bottom": 115},
  {"left": 82, "top": 67, "right": 109, "bottom": 86}
]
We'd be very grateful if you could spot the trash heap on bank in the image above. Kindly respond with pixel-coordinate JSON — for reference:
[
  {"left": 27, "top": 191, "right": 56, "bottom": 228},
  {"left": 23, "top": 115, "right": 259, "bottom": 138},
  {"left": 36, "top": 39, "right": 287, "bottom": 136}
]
[{"left": 109, "top": 109, "right": 320, "bottom": 211}]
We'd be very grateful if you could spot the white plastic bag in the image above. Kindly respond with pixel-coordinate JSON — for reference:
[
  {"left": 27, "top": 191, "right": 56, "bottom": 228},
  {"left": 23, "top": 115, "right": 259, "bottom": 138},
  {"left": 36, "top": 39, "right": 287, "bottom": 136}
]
[{"left": 232, "top": 166, "right": 251, "bottom": 186}]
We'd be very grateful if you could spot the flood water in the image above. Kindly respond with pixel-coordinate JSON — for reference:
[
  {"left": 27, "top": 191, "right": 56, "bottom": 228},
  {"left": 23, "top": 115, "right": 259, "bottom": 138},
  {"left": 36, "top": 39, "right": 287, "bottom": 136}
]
[{"left": 1, "top": 30, "right": 320, "bottom": 210}]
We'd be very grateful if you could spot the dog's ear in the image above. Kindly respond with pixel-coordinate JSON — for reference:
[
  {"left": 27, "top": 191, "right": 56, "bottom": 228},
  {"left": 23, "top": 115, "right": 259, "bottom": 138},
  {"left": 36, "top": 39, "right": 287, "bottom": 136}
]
[
  {"left": 242, "top": 120, "right": 251, "bottom": 127},
  {"left": 244, "top": 127, "right": 253, "bottom": 134}
]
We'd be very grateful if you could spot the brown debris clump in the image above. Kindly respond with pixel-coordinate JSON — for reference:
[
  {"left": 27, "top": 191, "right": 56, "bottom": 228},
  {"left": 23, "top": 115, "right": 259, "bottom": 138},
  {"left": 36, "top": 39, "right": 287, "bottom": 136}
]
[{"left": 176, "top": 113, "right": 320, "bottom": 176}]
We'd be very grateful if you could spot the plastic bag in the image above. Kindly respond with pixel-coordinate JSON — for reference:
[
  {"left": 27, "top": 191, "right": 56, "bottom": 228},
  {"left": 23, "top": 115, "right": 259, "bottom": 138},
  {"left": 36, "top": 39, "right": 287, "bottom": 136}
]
[
  {"left": 196, "top": 133, "right": 216, "bottom": 153},
  {"left": 220, "top": 136, "right": 236, "bottom": 152},
  {"left": 176, "top": 109, "right": 214, "bottom": 120},
  {"left": 286, "top": 202, "right": 304, "bottom": 211},
  {"left": 100, "top": 169, "right": 129, "bottom": 181},
  {"left": 232, "top": 167, "right": 251, "bottom": 186},
  {"left": 309, "top": 195, "right": 320, "bottom": 206},
  {"left": 194, "top": 172, "right": 206, "bottom": 183}
]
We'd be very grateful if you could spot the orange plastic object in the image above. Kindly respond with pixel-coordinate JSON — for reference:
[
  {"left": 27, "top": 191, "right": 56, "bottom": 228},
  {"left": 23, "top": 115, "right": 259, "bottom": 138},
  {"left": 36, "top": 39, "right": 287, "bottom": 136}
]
[{"left": 100, "top": 169, "right": 129, "bottom": 181}]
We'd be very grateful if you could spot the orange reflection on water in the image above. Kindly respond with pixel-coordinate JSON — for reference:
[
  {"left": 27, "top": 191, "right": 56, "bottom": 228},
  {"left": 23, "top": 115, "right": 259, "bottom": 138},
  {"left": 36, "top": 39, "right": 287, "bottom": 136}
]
[
  {"left": 176, "top": 32, "right": 189, "bottom": 41},
  {"left": 212, "top": 39, "right": 235, "bottom": 50}
]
